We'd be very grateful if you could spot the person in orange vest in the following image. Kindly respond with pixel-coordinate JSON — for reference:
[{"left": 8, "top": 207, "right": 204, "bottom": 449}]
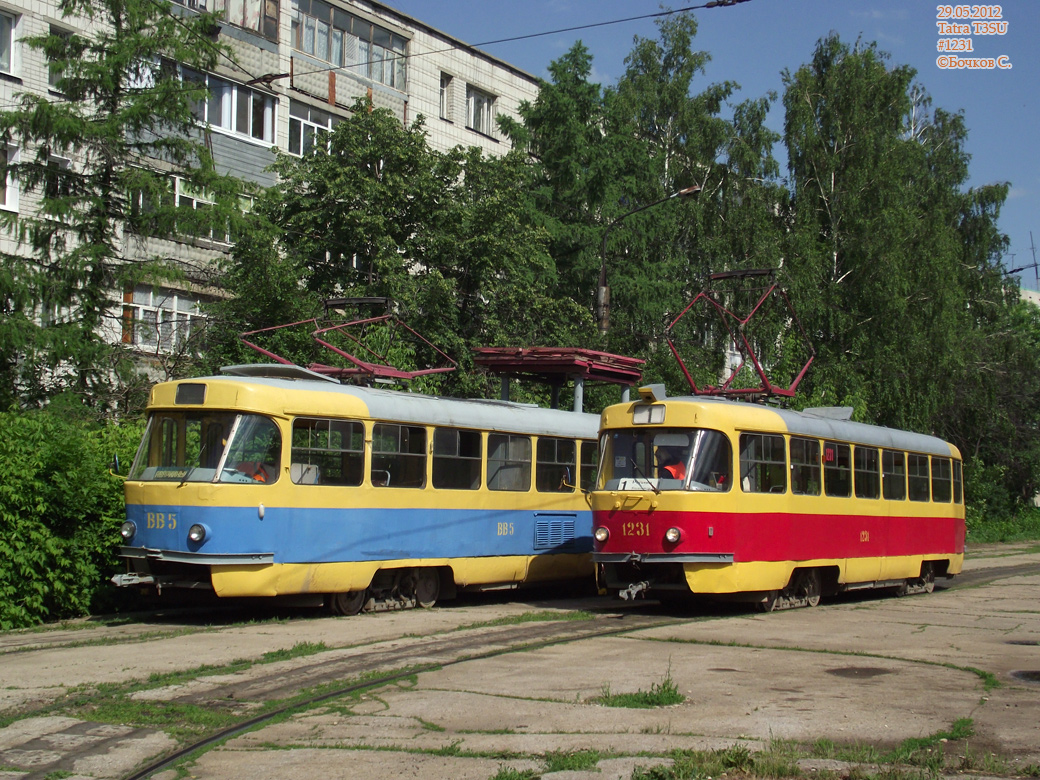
[{"left": 656, "top": 447, "right": 687, "bottom": 481}]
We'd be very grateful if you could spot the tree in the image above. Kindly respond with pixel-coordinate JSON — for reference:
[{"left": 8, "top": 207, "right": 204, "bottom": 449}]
[
  {"left": 209, "top": 98, "right": 591, "bottom": 400},
  {"left": 0, "top": 0, "right": 244, "bottom": 411}
]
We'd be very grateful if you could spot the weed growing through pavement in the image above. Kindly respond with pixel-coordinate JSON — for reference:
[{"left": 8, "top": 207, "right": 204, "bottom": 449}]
[{"left": 592, "top": 669, "right": 684, "bottom": 708}]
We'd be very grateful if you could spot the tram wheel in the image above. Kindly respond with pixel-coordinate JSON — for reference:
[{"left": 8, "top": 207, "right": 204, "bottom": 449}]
[
  {"left": 413, "top": 568, "right": 440, "bottom": 609},
  {"left": 756, "top": 591, "right": 779, "bottom": 613},
  {"left": 331, "top": 590, "right": 366, "bottom": 616},
  {"left": 796, "top": 569, "right": 822, "bottom": 608}
]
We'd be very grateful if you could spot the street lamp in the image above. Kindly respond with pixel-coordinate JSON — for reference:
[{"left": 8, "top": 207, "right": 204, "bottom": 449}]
[{"left": 596, "top": 185, "right": 701, "bottom": 334}]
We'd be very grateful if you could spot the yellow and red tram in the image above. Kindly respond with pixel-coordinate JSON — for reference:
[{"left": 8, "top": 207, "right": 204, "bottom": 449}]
[{"left": 591, "top": 386, "right": 964, "bottom": 609}]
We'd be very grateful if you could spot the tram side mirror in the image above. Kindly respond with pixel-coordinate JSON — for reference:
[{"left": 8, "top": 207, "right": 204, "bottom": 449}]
[{"left": 110, "top": 453, "right": 127, "bottom": 479}]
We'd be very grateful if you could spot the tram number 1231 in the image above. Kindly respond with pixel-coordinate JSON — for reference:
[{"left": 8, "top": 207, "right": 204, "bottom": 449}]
[{"left": 622, "top": 521, "right": 651, "bottom": 537}]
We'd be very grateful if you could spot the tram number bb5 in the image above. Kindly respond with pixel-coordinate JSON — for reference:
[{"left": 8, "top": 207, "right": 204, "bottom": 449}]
[
  {"left": 146, "top": 512, "right": 178, "bottom": 530},
  {"left": 497, "top": 523, "right": 515, "bottom": 536}
]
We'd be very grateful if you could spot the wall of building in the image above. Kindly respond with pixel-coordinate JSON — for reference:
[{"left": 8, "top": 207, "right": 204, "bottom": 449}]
[{"left": 0, "top": 0, "right": 538, "bottom": 363}]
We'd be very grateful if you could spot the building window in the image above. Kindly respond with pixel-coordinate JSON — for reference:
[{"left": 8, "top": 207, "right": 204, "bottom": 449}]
[
  {"left": 288, "top": 100, "right": 339, "bottom": 156},
  {"left": 466, "top": 86, "right": 495, "bottom": 136},
  {"left": 48, "top": 26, "right": 72, "bottom": 91},
  {"left": 0, "top": 11, "right": 15, "bottom": 75},
  {"left": 439, "top": 73, "right": 453, "bottom": 120},
  {"left": 290, "top": 0, "right": 406, "bottom": 89},
  {"left": 45, "top": 156, "right": 72, "bottom": 200},
  {"left": 183, "top": 67, "right": 276, "bottom": 143},
  {"left": 122, "top": 285, "right": 205, "bottom": 353},
  {"left": 0, "top": 146, "right": 18, "bottom": 212},
  {"left": 211, "top": 0, "right": 279, "bottom": 40}
]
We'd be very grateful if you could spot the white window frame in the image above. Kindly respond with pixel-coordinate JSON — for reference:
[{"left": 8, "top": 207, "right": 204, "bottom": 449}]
[
  {"left": 0, "top": 145, "right": 19, "bottom": 213},
  {"left": 45, "top": 155, "right": 72, "bottom": 201},
  {"left": 46, "top": 25, "right": 73, "bottom": 90},
  {"left": 466, "top": 86, "right": 496, "bottom": 137},
  {"left": 124, "top": 285, "right": 205, "bottom": 353},
  {"left": 183, "top": 67, "right": 276, "bottom": 144},
  {"left": 289, "top": 0, "right": 405, "bottom": 90},
  {"left": 0, "top": 10, "right": 17, "bottom": 76},
  {"left": 439, "top": 73, "right": 453, "bottom": 121},
  {"left": 288, "top": 100, "right": 338, "bottom": 156}
]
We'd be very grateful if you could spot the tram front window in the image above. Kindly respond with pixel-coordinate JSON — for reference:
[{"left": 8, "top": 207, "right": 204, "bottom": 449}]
[
  {"left": 130, "top": 412, "right": 281, "bottom": 484},
  {"left": 598, "top": 428, "right": 732, "bottom": 492}
]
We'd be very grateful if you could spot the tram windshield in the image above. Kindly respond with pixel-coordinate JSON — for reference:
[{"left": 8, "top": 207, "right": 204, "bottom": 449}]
[
  {"left": 598, "top": 428, "right": 732, "bottom": 492},
  {"left": 129, "top": 411, "right": 282, "bottom": 484}
]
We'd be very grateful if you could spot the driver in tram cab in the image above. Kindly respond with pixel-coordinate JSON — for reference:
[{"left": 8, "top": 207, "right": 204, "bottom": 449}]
[{"left": 656, "top": 447, "right": 687, "bottom": 481}]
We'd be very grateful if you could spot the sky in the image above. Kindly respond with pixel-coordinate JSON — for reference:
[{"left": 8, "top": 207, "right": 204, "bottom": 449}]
[{"left": 385, "top": 0, "right": 1040, "bottom": 289}]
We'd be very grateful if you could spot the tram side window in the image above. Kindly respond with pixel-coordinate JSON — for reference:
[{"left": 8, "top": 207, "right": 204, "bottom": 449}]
[
  {"left": 372, "top": 423, "right": 427, "bottom": 488},
  {"left": 536, "top": 437, "right": 577, "bottom": 493},
  {"left": 739, "top": 433, "right": 786, "bottom": 493},
  {"left": 290, "top": 418, "right": 364, "bottom": 486},
  {"left": 953, "top": 459, "right": 963, "bottom": 503},
  {"left": 823, "top": 441, "right": 851, "bottom": 497},
  {"left": 432, "top": 428, "right": 481, "bottom": 490},
  {"left": 908, "top": 454, "right": 930, "bottom": 501},
  {"left": 854, "top": 446, "right": 880, "bottom": 499},
  {"left": 790, "top": 437, "right": 820, "bottom": 495},
  {"left": 931, "top": 457, "right": 952, "bottom": 503},
  {"left": 487, "top": 433, "right": 531, "bottom": 491},
  {"left": 222, "top": 415, "right": 282, "bottom": 484},
  {"left": 580, "top": 440, "right": 599, "bottom": 492},
  {"left": 882, "top": 450, "right": 906, "bottom": 500}
]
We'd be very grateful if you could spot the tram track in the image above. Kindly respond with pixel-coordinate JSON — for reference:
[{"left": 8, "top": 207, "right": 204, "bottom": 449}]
[
  {"left": 2, "top": 554, "right": 1038, "bottom": 780},
  {"left": 122, "top": 610, "right": 680, "bottom": 780}
]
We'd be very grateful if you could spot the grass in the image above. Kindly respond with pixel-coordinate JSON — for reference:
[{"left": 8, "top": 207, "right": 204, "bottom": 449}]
[
  {"left": 593, "top": 674, "right": 684, "bottom": 708},
  {"left": 543, "top": 749, "right": 605, "bottom": 772},
  {"left": 488, "top": 770, "right": 537, "bottom": 780}
]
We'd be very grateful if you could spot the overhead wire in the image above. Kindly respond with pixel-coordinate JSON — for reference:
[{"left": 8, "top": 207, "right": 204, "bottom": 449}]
[{"left": 290, "top": 0, "right": 753, "bottom": 82}]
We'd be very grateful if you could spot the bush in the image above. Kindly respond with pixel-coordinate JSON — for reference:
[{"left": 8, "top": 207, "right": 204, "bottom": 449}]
[{"left": 0, "top": 403, "right": 144, "bottom": 628}]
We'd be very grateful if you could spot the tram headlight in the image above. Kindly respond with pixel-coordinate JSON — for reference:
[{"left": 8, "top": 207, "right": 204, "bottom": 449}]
[
  {"left": 120, "top": 521, "right": 136, "bottom": 541},
  {"left": 594, "top": 526, "right": 609, "bottom": 543},
  {"left": 187, "top": 524, "right": 207, "bottom": 543},
  {"left": 664, "top": 527, "right": 682, "bottom": 544}
]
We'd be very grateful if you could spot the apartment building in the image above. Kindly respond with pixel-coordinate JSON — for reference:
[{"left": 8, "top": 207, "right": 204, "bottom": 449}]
[{"left": 0, "top": 0, "right": 538, "bottom": 360}]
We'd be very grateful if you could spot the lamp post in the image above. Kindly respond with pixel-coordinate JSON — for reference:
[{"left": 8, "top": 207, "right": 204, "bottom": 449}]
[{"left": 596, "top": 184, "right": 701, "bottom": 334}]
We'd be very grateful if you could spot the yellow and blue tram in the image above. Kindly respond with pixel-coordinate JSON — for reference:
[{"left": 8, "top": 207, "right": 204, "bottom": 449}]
[
  {"left": 113, "top": 365, "right": 600, "bottom": 613},
  {"left": 592, "top": 386, "right": 965, "bottom": 609}
]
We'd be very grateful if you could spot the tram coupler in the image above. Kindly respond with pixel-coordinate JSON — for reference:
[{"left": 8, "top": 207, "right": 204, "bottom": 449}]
[{"left": 619, "top": 581, "right": 651, "bottom": 600}]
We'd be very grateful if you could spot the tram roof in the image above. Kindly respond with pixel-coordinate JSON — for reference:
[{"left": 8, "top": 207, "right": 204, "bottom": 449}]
[
  {"left": 642, "top": 395, "right": 955, "bottom": 457},
  {"left": 163, "top": 374, "right": 600, "bottom": 439}
]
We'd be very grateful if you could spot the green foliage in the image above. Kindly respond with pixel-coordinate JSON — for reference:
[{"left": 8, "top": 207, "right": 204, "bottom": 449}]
[
  {"left": 211, "top": 97, "right": 593, "bottom": 396},
  {"left": 593, "top": 674, "right": 684, "bottom": 708},
  {"left": 488, "top": 769, "right": 537, "bottom": 780},
  {"left": 0, "top": 0, "right": 246, "bottom": 410},
  {"left": 0, "top": 404, "right": 142, "bottom": 627},
  {"left": 543, "top": 749, "right": 604, "bottom": 772}
]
